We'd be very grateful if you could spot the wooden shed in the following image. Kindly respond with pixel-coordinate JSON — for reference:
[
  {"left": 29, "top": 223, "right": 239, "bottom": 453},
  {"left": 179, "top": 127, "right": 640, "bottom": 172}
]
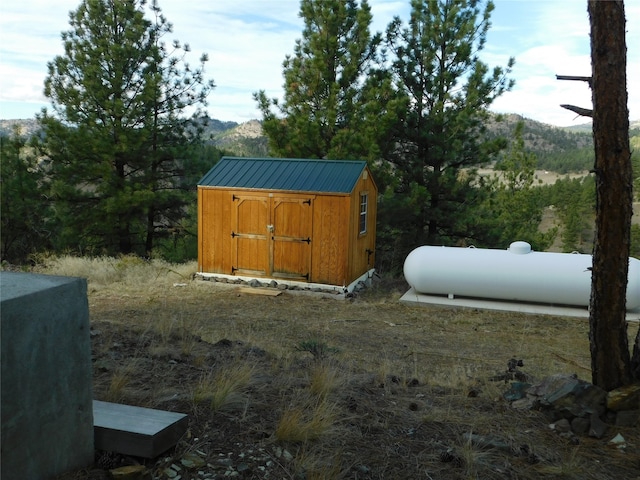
[{"left": 197, "top": 156, "right": 377, "bottom": 289}]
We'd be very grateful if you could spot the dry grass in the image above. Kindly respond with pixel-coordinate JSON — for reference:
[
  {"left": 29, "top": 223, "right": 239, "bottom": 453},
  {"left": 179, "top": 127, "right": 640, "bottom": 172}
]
[
  {"left": 308, "top": 362, "right": 343, "bottom": 399},
  {"left": 32, "top": 253, "right": 195, "bottom": 291},
  {"left": 291, "top": 449, "right": 344, "bottom": 480},
  {"left": 104, "top": 357, "right": 142, "bottom": 403},
  {"left": 274, "top": 397, "right": 338, "bottom": 443},
  {"left": 192, "top": 362, "right": 255, "bottom": 412},
  {"left": 27, "top": 255, "right": 640, "bottom": 480},
  {"left": 535, "top": 447, "right": 587, "bottom": 478}
]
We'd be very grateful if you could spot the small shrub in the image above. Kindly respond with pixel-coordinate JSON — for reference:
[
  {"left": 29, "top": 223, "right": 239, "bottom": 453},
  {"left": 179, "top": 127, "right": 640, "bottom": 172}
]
[{"left": 295, "top": 339, "right": 338, "bottom": 360}]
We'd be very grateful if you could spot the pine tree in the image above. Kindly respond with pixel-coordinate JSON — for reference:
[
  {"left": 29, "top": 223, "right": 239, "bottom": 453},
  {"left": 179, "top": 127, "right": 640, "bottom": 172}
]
[
  {"left": 482, "top": 122, "right": 556, "bottom": 250},
  {"left": 384, "top": 0, "right": 514, "bottom": 247},
  {"left": 40, "top": 0, "right": 213, "bottom": 255},
  {"left": 254, "top": 0, "right": 386, "bottom": 161},
  {"left": 0, "top": 131, "right": 52, "bottom": 262}
]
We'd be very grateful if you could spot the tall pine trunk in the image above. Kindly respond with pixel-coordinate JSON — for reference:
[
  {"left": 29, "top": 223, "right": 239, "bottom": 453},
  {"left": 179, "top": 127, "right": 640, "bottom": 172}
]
[{"left": 588, "top": 0, "right": 633, "bottom": 389}]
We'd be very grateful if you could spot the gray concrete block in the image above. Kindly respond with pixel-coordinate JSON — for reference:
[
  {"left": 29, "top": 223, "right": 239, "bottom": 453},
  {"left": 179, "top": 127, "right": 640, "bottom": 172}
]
[
  {"left": 1, "top": 272, "right": 94, "bottom": 480},
  {"left": 93, "top": 400, "right": 188, "bottom": 458}
]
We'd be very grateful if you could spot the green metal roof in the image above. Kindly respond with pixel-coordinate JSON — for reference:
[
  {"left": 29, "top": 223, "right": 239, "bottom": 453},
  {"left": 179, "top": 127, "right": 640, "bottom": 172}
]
[{"left": 198, "top": 157, "right": 368, "bottom": 194}]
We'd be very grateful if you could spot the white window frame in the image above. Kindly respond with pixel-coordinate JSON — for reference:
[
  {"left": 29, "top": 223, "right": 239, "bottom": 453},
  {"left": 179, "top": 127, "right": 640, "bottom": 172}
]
[{"left": 359, "top": 192, "right": 368, "bottom": 235}]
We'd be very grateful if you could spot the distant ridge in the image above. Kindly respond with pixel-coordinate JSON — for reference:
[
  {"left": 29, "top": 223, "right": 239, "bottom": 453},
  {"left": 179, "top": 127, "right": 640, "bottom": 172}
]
[
  {"left": 0, "top": 118, "right": 40, "bottom": 137},
  {"left": 2, "top": 115, "right": 638, "bottom": 170},
  {"left": 486, "top": 114, "right": 593, "bottom": 152}
]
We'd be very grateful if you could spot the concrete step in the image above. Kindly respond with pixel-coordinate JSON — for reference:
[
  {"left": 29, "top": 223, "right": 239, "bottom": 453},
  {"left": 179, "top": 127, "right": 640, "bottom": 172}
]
[{"left": 93, "top": 400, "right": 188, "bottom": 458}]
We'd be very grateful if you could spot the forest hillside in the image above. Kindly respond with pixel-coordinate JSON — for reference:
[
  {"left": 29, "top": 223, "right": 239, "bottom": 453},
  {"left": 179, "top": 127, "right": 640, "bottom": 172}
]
[{"left": 3, "top": 115, "right": 638, "bottom": 172}]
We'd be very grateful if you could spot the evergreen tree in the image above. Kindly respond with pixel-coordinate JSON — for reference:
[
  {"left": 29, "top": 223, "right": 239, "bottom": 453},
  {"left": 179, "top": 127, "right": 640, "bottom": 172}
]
[
  {"left": 0, "top": 131, "right": 52, "bottom": 262},
  {"left": 40, "top": 0, "right": 214, "bottom": 256},
  {"left": 254, "top": 0, "right": 386, "bottom": 160},
  {"left": 482, "top": 122, "right": 556, "bottom": 250},
  {"left": 553, "top": 176, "right": 595, "bottom": 253},
  {"left": 384, "top": 0, "right": 514, "bottom": 248}
]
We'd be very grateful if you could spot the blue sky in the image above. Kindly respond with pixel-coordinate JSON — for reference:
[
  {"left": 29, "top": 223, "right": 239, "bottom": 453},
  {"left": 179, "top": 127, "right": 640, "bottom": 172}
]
[{"left": 0, "top": 0, "right": 638, "bottom": 126}]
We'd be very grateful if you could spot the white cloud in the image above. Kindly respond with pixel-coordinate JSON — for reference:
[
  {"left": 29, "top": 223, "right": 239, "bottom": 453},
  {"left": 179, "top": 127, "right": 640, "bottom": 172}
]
[
  {"left": 487, "top": 0, "right": 639, "bottom": 126},
  {"left": 0, "top": 0, "right": 637, "bottom": 126}
]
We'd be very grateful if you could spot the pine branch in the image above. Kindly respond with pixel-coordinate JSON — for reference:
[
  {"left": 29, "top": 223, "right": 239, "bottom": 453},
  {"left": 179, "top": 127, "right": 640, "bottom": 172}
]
[
  {"left": 556, "top": 74, "right": 592, "bottom": 85},
  {"left": 560, "top": 104, "right": 593, "bottom": 118}
]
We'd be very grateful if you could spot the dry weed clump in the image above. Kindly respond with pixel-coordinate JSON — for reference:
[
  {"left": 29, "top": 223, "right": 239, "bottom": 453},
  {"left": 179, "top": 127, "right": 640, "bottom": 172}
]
[
  {"left": 535, "top": 447, "right": 587, "bottom": 478},
  {"left": 192, "top": 362, "right": 255, "bottom": 412},
  {"left": 274, "top": 397, "right": 338, "bottom": 443},
  {"left": 104, "top": 357, "right": 143, "bottom": 403},
  {"left": 291, "top": 449, "right": 344, "bottom": 480},
  {"left": 308, "top": 362, "right": 343, "bottom": 399}
]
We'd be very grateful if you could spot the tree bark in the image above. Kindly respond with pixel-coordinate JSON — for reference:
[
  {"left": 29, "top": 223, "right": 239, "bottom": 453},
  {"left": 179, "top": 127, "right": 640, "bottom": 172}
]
[
  {"left": 588, "top": 0, "right": 633, "bottom": 390},
  {"left": 633, "top": 332, "right": 640, "bottom": 380}
]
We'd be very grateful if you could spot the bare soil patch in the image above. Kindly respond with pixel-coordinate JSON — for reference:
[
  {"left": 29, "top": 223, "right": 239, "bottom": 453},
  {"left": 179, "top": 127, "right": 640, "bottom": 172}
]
[{"left": 56, "top": 275, "right": 639, "bottom": 480}]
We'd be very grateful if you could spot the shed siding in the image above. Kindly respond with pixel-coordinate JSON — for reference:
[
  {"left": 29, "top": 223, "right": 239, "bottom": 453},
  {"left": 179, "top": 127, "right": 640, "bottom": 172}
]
[
  {"left": 347, "top": 173, "right": 377, "bottom": 283},
  {"left": 198, "top": 187, "right": 351, "bottom": 285},
  {"left": 312, "top": 194, "right": 350, "bottom": 286},
  {"left": 198, "top": 159, "right": 377, "bottom": 287},
  {"left": 198, "top": 188, "right": 234, "bottom": 274}
]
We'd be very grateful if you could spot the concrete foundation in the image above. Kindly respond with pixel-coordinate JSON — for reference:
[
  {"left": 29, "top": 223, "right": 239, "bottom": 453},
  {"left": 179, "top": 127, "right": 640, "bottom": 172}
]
[
  {"left": 1, "top": 272, "right": 94, "bottom": 480},
  {"left": 400, "top": 287, "right": 640, "bottom": 321}
]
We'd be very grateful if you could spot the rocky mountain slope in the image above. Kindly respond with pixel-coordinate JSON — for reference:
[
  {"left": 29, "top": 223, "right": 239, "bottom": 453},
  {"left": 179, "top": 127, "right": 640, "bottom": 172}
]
[
  {"left": 2, "top": 115, "right": 638, "bottom": 170},
  {"left": 0, "top": 118, "right": 40, "bottom": 138},
  {"left": 204, "top": 119, "right": 268, "bottom": 157}
]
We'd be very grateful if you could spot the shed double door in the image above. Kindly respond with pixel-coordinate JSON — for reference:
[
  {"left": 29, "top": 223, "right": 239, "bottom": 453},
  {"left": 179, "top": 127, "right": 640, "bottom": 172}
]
[{"left": 232, "top": 194, "right": 313, "bottom": 280}]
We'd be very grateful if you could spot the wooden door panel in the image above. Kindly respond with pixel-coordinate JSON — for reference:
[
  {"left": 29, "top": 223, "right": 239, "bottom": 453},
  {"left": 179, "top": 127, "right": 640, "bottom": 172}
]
[
  {"left": 272, "top": 240, "right": 309, "bottom": 278},
  {"left": 233, "top": 197, "right": 268, "bottom": 275},
  {"left": 271, "top": 198, "right": 312, "bottom": 279}
]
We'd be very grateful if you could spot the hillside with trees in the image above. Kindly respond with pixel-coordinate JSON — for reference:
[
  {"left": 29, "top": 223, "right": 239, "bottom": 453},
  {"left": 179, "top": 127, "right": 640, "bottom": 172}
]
[
  {"left": 2, "top": 0, "right": 639, "bottom": 271},
  {"left": 3, "top": 115, "right": 636, "bottom": 171}
]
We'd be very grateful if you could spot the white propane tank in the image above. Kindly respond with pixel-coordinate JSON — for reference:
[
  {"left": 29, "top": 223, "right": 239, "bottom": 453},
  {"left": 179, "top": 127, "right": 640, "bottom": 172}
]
[{"left": 403, "top": 242, "right": 640, "bottom": 310}]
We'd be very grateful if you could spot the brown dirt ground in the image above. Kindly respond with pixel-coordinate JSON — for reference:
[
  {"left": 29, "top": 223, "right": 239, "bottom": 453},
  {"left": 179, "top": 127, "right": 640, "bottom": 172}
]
[{"left": 57, "top": 276, "right": 640, "bottom": 480}]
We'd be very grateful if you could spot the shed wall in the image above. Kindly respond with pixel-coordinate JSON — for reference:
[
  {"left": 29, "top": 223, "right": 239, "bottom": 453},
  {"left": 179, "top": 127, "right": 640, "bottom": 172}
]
[
  {"left": 198, "top": 188, "right": 234, "bottom": 274},
  {"left": 311, "top": 194, "right": 350, "bottom": 285},
  {"left": 347, "top": 173, "right": 377, "bottom": 283},
  {"left": 199, "top": 188, "right": 356, "bottom": 286},
  {"left": 198, "top": 165, "right": 377, "bottom": 287}
]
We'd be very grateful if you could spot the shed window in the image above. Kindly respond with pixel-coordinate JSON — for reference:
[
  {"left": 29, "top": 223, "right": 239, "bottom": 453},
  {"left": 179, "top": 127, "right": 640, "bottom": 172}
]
[{"left": 359, "top": 193, "right": 368, "bottom": 234}]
